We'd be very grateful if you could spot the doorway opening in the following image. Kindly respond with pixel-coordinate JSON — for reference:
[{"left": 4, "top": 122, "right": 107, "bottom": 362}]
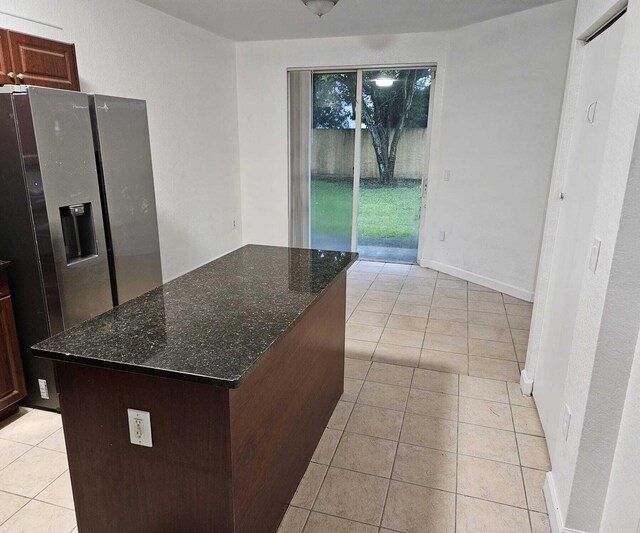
[{"left": 290, "top": 66, "right": 435, "bottom": 264}]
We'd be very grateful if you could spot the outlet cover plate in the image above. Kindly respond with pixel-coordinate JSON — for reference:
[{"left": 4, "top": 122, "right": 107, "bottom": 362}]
[
  {"left": 128, "top": 409, "right": 152, "bottom": 447},
  {"left": 38, "top": 379, "right": 49, "bottom": 399}
]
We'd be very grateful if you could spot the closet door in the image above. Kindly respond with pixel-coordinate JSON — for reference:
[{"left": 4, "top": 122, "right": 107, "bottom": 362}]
[{"left": 534, "top": 15, "right": 626, "bottom": 455}]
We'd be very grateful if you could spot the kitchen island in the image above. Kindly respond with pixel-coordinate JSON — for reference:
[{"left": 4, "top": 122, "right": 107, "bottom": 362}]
[{"left": 33, "top": 245, "right": 357, "bottom": 533}]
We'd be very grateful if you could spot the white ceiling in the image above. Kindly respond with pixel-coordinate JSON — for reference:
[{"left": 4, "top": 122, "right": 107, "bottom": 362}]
[{"left": 136, "top": 0, "right": 564, "bottom": 41}]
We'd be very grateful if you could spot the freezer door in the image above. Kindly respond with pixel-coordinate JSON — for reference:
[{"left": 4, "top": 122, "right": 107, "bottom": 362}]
[
  {"left": 90, "top": 95, "right": 162, "bottom": 305},
  {"left": 24, "top": 87, "right": 113, "bottom": 329}
]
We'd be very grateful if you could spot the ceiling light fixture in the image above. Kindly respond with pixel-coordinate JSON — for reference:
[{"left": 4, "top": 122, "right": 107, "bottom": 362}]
[
  {"left": 374, "top": 78, "right": 394, "bottom": 88},
  {"left": 302, "top": 0, "right": 340, "bottom": 18}
]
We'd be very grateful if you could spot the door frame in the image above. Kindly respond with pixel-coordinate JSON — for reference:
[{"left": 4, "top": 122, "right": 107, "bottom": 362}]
[{"left": 300, "top": 63, "right": 438, "bottom": 261}]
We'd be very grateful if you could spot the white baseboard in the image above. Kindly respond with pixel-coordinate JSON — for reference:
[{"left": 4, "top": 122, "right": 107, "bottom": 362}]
[
  {"left": 520, "top": 368, "right": 534, "bottom": 396},
  {"left": 544, "top": 472, "right": 587, "bottom": 533},
  {"left": 419, "top": 259, "right": 534, "bottom": 301}
]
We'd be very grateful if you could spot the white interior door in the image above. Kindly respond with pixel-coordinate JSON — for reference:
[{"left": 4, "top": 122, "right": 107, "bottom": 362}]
[{"left": 534, "top": 15, "right": 626, "bottom": 456}]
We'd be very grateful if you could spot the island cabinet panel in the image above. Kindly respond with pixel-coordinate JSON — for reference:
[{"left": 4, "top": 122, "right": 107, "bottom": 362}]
[
  {"left": 0, "top": 271, "right": 27, "bottom": 418},
  {"left": 54, "top": 271, "right": 347, "bottom": 533},
  {"left": 56, "top": 364, "right": 235, "bottom": 533},
  {"left": 229, "top": 273, "right": 346, "bottom": 533}
]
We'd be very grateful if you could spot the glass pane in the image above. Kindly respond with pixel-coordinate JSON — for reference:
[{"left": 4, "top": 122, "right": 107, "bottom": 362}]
[
  {"left": 357, "top": 68, "right": 432, "bottom": 263},
  {"left": 310, "top": 72, "right": 357, "bottom": 252}
]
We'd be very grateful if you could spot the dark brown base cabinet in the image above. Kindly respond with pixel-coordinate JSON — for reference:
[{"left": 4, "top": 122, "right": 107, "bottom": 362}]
[
  {"left": 0, "top": 28, "right": 80, "bottom": 91},
  {"left": 0, "top": 270, "right": 27, "bottom": 419}
]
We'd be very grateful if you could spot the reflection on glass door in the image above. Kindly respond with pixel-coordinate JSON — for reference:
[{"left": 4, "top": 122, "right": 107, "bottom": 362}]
[
  {"left": 357, "top": 68, "right": 432, "bottom": 263},
  {"left": 310, "top": 72, "right": 357, "bottom": 252},
  {"left": 302, "top": 67, "right": 433, "bottom": 263}
]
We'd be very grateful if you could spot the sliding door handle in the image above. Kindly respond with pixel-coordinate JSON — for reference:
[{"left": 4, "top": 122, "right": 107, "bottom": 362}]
[{"left": 587, "top": 100, "right": 598, "bottom": 124}]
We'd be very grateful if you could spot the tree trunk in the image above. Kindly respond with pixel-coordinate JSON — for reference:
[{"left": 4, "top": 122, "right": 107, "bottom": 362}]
[{"left": 359, "top": 70, "right": 419, "bottom": 185}]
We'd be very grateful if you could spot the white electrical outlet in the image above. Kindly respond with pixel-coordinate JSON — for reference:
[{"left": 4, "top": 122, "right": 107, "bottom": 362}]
[
  {"left": 38, "top": 379, "right": 49, "bottom": 399},
  {"left": 562, "top": 404, "right": 571, "bottom": 441},
  {"left": 588, "top": 238, "right": 601, "bottom": 273},
  {"left": 128, "top": 409, "right": 152, "bottom": 447},
  {"left": 444, "top": 169, "right": 451, "bottom": 181}
]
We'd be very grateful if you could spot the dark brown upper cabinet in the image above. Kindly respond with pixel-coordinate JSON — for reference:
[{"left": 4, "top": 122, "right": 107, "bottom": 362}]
[
  {"left": 0, "top": 30, "right": 12, "bottom": 85},
  {"left": 0, "top": 29, "right": 80, "bottom": 91}
]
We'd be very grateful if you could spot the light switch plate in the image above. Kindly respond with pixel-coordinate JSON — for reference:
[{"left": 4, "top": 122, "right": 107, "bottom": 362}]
[
  {"left": 444, "top": 170, "right": 451, "bottom": 181},
  {"left": 589, "top": 238, "right": 601, "bottom": 273},
  {"left": 439, "top": 231, "right": 446, "bottom": 242},
  {"left": 128, "top": 409, "right": 153, "bottom": 447}
]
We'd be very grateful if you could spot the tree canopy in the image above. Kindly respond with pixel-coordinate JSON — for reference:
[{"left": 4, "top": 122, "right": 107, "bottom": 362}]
[{"left": 313, "top": 69, "right": 432, "bottom": 183}]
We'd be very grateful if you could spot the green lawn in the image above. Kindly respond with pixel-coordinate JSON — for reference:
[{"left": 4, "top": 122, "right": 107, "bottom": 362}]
[{"left": 310, "top": 178, "right": 421, "bottom": 250}]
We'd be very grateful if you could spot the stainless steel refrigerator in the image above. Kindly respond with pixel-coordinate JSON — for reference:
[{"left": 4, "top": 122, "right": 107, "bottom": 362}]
[{"left": 0, "top": 86, "right": 162, "bottom": 410}]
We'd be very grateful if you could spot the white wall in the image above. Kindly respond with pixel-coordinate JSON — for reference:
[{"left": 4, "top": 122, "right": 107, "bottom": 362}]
[
  {"left": 424, "top": 4, "right": 573, "bottom": 297},
  {"left": 236, "top": 31, "right": 447, "bottom": 247},
  {"left": 235, "top": 1, "right": 575, "bottom": 299},
  {"left": 600, "top": 332, "right": 640, "bottom": 533},
  {"left": 0, "top": 0, "right": 243, "bottom": 281},
  {"left": 525, "top": 0, "right": 640, "bottom": 530}
]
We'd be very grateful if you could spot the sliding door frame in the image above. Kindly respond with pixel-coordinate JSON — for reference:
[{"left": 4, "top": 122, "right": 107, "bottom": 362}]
[
  {"left": 350, "top": 70, "right": 364, "bottom": 253},
  {"left": 418, "top": 67, "right": 438, "bottom": 262},
  {"left": 289, "top": 63, "right": 438, "bottom": 262}
]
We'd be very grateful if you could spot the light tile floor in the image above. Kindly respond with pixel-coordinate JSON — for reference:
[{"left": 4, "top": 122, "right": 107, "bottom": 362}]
[
  {"left": 279, "top": 361, "right": 551, "bottom": 533},
  {"left": 344, "top": 261, "right": 532, "bottom": 382},
  {"left": 0, "top": 261, "right": 548, "bottom": 533},
  {"left": 0, "top": 409, "right": 75, "bottom": 532},
  {"left": 278, "top": 262, "right": 548, "bottom": 532}
]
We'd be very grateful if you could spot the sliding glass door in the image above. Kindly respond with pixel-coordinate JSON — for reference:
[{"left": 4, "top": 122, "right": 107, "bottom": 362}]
[
  {"left": 357, "top": 68, "right": 432, "bottom": 262},
  {"left": 310, "top": 72, "right": 357, "bottom": 252},
  {"left": 290, "top": 66, "right": 434, "bottom": 263}
]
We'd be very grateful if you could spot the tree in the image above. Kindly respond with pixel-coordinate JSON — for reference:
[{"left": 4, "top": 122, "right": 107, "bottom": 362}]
[
  {"left": 313, "top": 73, "right": 356, "bottom": 129},
  {"left": 313, "top": 69, "right": 431, "bottom": 184}
]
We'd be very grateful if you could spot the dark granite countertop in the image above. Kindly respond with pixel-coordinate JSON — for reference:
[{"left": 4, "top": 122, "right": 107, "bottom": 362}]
[
  {"left": 33, "top": 245, "right": 357, "bottom": 388},
  {"left": 0, "top": 260, "right": 10, "bottom": 271}
]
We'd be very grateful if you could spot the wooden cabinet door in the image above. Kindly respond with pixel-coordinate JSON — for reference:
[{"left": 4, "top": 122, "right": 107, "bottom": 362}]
[
  {"left": 0, "top": 29, "right": 15, "bottom": 85},
  {"left": 0, "top": 293, "right": 27, "bottom": 413},
  {"left": 8, "top": 30, "right": 80, "bottom": 91}
]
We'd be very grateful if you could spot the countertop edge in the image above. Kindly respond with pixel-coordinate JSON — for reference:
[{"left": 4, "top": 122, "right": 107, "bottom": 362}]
[{"left": 31, "top": 347, "right": 240, "bottom": 388}]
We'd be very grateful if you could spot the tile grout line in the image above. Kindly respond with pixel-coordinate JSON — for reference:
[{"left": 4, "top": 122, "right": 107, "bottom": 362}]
[
  {"left": 377, "top": 373, "right": 409, "bottom": 530},
  {"left": 342, "top": 263, "right": 540, "bottom": 530},
  {"left": 308, "top": 460, "right": 538, "bottom": 511},
  {"left": 32, "top": 469, "right": 72, "bottom": 508},
  {"left": 507, "top": 371, "right": 534, "bottom": 532},
  {"left": 0, "top": 421, "right": 72, "bottom": 529}
]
